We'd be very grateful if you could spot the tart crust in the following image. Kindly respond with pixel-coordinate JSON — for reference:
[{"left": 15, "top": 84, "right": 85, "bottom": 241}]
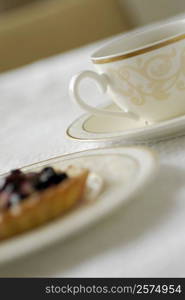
[{"left": 0, "top": 169, "right": 89, "bottom": 241}]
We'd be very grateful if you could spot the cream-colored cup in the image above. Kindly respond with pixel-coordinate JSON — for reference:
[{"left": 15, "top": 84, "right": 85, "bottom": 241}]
[{"left": 70, "top": 19, "right": 185, "bottom": 123}]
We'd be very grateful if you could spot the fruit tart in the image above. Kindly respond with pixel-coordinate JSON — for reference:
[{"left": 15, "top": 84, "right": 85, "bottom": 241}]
[{"left": 0, "top": 167, "right": 89, "bottom": 241}]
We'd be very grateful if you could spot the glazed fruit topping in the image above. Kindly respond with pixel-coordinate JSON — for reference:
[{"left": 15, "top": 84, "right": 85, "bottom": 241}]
[{"left": 0, "top": 167, "right": 68, "bottom": 211}]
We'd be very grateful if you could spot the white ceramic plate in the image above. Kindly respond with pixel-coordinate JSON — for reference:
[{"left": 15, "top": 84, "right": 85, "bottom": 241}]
[
  {"left": 67, "top": 103, "right": 185, "bottom": 143},
  {"left": 0, "top": 147, "right": 157, "bottom": 264}
]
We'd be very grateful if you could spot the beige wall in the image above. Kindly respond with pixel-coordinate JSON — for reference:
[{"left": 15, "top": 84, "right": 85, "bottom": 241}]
[
  {"left": 0, "top": 0, "right": 39, "bottom": 11},
  {"left": 119, "top": 0, "right": 185, "bottom": 27},
  {"left": 0, "top": 0, "right": 129, "bottom": 72},
  {"left": 3, "top": 0, "right": 183, "bottom": 72}
]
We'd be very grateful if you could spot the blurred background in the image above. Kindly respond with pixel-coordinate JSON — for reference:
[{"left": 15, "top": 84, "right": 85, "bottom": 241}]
[{"left": 0, "top": 0, "right": 185, "bottom": 73}]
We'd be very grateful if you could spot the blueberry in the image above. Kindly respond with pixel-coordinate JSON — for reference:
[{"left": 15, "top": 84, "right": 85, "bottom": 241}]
[
  {"left": 52, "top": 172, "right": 68, "bottom": 184},
  {"left": 11, "top": 169, "right": 22, "bottom": 176},
  {"left": 6, "top": 170, "right": 23, "bottom": 183},
  {"left": 4, "top": 170, "right": 25, "bottom": 190},
  {"left": 58, "top": 172, "right": 68, "bottom": 181},
  {"left": 34, "top": 167, "right": 55, "bottom": 190},
  {"left": 42, "top": 167, "right": 55, "bottom": 174},
  {"left": 40, "top": 167, "right": 56, "bottom": 181},
  {"left": 1, "top": 167, "right": 69, "bottom": 196}
]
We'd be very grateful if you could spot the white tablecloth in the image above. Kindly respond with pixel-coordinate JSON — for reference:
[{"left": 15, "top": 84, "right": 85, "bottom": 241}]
[{"left": 1, "top": 39, "right": 185, "bottom": 277}]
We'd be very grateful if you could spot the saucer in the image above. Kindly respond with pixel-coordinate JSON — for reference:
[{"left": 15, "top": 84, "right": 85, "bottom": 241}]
[
  {"left": 67, "top": 104, "right": 185, "bottom": 143},
  {"left": 0, "top": 147, "right": 157, "bottom": 264}
]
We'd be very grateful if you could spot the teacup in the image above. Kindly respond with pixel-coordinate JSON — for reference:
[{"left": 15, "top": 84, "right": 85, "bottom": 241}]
[{"left": 69, "top": 19, "right": 185, "bottom": 123}]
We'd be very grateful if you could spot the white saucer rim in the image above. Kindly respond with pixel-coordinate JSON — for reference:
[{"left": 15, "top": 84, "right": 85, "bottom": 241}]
[{"left": 66, "top": 109, "right": 185, "bottom": 142}]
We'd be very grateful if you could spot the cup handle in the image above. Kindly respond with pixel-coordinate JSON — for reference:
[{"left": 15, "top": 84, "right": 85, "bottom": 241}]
[{"left": 69, "top": 70, "right": 139, "bottom": 120}]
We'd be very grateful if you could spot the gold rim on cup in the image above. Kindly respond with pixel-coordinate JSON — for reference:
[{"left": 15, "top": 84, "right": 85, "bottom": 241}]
[{"left": 92, "top": 33, "right": 185, "bottom": 64}]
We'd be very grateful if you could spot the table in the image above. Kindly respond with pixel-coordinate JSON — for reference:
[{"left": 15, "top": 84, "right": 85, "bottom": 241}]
[{"left": 1, "top": 38, "right": 185, "bottom": 277}]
